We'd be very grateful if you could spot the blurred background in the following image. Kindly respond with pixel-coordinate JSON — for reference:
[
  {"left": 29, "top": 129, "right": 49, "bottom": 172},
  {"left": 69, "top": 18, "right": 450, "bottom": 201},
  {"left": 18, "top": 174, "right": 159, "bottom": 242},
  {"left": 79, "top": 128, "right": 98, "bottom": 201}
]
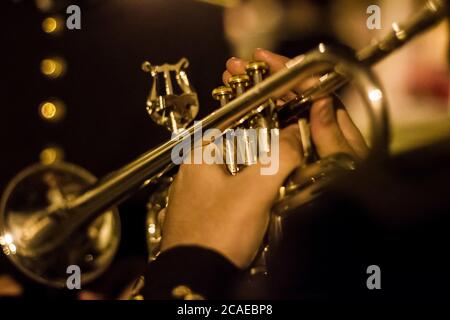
[{"left": 0, "top": 0, "right": 449, "bottom": 299}]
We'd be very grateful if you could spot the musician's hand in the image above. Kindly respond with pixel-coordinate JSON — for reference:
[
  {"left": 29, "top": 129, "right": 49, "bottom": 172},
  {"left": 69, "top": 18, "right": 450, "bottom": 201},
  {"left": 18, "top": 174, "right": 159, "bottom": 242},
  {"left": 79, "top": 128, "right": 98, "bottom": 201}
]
[
  {"left": 160, "top": 49, "right": 368, "bottom": 269},
  {"left": 161, "top": 123, "right": 303, "bottom": 268},
  {"left": 223, "top": 48, "right": 369, "bottom": 159}
]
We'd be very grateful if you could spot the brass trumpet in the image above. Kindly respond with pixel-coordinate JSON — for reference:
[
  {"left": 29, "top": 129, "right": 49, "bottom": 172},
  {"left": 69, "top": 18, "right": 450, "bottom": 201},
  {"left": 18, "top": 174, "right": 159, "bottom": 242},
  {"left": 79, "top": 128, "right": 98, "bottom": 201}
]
[{"left": 0, "top": 0, "right": 446, "bottom": 288}]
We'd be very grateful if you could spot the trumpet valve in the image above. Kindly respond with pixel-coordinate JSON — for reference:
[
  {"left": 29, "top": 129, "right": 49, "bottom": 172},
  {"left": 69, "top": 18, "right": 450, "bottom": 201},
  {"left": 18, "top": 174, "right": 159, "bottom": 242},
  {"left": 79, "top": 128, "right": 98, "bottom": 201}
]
[
  {"left": 212, "top": 86, "right": 233, "bottom": 107},
  {"left": 212, "top": 86, "right": 239, "bottom": 175},
  {"left": 228, "top": 74, "right": 250, "bottom": 96},
  {"left": 246, "top": 61, "right": 268, "bottom": 84}
]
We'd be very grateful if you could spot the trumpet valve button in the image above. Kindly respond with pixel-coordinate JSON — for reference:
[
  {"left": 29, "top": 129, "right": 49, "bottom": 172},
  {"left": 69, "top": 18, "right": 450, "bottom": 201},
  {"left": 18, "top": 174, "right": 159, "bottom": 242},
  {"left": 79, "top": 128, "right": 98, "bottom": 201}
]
[
  {"left": 246, "top": 61, "right": 268, "bottom": 84},
  {"left": 228, "top": 74, "right": 250, "bottom": 96},
  {"left": 228, "top": 74, "right": 250, "bottom": 88},
  {"left": 246, "top": 61, "right": 268, "bottom": 76},
  {"left": 212, "top": 86, "right": 233, "bottom": 101}
]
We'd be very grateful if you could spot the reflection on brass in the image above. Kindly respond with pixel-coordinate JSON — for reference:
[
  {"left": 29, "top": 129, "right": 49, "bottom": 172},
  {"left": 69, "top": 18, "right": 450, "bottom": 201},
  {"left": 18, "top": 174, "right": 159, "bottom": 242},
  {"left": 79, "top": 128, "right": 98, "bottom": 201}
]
[
  {"left": 171, "top": 285, "right": 192, "bottom": 299},
  {"left": 146, "top": 177, "right": 172, "bottom": 261},
  {"left": 0, "top": 0, "right": 446, "bottom": 287},
  {"left": 0, "top": 233, "right": 17, "bottom": 256},
  {"left": 171, "top": 285, "right": 205, "bottom": 300},
  {"left": 184, "top": 293, "right": 206, "bottom": 300},
  {"left": 0, "top": 163, "right": 120, "bottom": 287},
  {"left": 129, "top": 276, "right": 145, "bottom": 299}
]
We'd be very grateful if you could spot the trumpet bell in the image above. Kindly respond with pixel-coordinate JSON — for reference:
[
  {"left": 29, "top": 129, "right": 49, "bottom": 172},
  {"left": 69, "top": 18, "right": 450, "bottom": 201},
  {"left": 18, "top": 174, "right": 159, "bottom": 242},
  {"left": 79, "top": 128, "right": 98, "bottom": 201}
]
[{"left": 0, "top": 162, "right": 120, "bottom": 288}]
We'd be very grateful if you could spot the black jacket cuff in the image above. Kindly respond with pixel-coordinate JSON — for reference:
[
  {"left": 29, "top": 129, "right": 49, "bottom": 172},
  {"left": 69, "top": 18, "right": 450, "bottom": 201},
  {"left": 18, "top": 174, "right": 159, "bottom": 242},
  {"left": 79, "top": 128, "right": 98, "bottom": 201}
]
[{"left": 140, "top": 246, "right": 241, "bottom": 300}]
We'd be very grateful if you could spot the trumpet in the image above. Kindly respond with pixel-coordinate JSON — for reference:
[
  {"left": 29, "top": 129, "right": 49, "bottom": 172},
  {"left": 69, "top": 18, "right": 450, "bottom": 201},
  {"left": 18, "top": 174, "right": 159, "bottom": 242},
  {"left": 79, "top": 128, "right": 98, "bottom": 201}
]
[{"left": 0, "top": 0, "right": 447, "bottom": 288}]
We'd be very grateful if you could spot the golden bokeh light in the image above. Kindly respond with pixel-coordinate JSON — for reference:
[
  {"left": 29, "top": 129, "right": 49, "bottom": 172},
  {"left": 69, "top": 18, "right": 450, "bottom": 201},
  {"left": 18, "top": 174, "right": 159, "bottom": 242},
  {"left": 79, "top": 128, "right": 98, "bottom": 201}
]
[
  {"left": 40, "top": 102, "right": 56, "bottom": 118},
  {"left": 42, "top": 16, "right": 62, "bottom": 34},
  {"left": 39, "top": 100, "right": 65, "bottom": 122},
  {"left": 35, "top": 0, "right": 54, "bottom": 12},
  {"left": 40, "top": 58, "right": 66, "bottom": 79},
  {"left": 40, "top": 146, "right": 64, "bottom": 165}
]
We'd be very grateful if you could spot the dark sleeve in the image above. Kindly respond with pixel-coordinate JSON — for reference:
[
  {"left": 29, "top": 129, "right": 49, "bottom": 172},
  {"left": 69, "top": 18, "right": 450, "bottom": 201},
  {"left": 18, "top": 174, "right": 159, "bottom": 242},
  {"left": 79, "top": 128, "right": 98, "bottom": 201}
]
[{"left": 139, "top": 246, "right": 242, "bottom": 300}]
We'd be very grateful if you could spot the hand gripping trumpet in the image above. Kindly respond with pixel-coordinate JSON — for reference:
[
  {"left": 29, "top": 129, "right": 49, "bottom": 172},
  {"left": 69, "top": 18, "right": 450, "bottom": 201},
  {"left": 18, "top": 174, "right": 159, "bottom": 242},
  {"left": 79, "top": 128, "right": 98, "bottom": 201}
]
[{"left": 0, "top": 0, "right": 447, "bottom": 287}]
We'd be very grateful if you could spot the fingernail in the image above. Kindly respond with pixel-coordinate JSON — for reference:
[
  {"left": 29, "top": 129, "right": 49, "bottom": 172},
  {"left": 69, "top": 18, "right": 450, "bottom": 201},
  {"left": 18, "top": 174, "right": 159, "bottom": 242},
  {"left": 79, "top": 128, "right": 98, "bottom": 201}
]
[
  {"left": 254, "top": 48, "right": 268, "bottom": 56},
  {"left": 227, "top": 57, "right": 242, "bottom": 66}
]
